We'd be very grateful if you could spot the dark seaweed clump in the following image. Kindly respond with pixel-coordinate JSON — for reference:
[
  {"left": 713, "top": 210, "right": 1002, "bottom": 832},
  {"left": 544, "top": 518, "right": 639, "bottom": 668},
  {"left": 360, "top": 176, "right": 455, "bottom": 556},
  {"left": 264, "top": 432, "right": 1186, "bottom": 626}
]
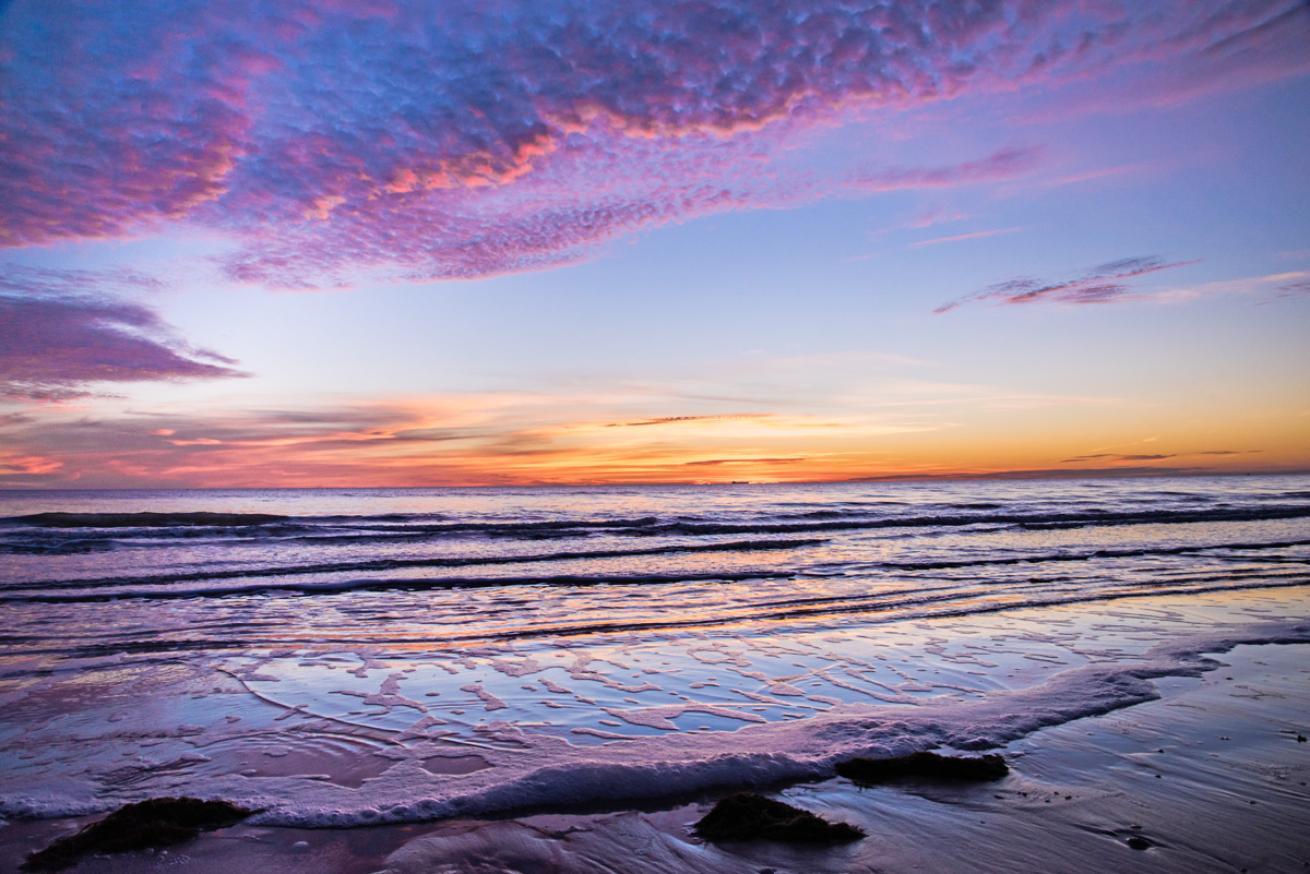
[
  {"left": 23, "top": 798, "right": 253, "bottom": 872},
  {"left": 694, "top": 792, "right": 865, "bottom": 844},
  {"left": 837, "top": 751, "right": 1009, "bottom": 784}
]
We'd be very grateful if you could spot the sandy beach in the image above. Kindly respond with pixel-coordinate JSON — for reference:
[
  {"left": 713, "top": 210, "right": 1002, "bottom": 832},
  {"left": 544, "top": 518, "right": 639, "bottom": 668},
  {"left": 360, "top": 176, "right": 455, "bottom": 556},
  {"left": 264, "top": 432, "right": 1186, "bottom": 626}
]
[
  {"left": 3, "top": 589, "right": 1306, "bottom": 873},
  {"left": 377, "top": 642, "right": 1310, "bottom": 874}
]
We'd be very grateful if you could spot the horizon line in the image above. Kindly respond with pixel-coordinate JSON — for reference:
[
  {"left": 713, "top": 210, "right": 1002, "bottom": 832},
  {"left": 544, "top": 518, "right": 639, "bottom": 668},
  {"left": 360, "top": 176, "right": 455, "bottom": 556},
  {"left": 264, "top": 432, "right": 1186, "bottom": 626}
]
[{"left": 2, "top": 466, "right": 1307, "bottom": 492}]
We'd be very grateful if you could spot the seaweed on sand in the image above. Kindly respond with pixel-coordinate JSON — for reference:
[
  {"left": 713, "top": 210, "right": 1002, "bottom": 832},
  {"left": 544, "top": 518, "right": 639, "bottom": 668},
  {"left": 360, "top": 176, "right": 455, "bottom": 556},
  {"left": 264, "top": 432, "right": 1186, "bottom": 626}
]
[
  {"left": 836, "top": 751, "right": 1009, "bottom": 784},
  {"left": 23, "top": 797, "right": 253, "bottom": 872},
  {"left": 694, "top": 792, "right": 865, "bottom": 844}
]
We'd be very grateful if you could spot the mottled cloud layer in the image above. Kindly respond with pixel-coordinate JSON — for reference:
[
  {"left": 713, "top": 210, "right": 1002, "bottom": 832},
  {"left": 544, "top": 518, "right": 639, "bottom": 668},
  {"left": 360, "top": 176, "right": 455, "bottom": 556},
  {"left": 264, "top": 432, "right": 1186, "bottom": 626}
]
[
  {"left": 3, "top": 0, "right": 1307, "bottom": 286},
  {"left": 0, "top": 267, "right": 244, "bottom": 401}
]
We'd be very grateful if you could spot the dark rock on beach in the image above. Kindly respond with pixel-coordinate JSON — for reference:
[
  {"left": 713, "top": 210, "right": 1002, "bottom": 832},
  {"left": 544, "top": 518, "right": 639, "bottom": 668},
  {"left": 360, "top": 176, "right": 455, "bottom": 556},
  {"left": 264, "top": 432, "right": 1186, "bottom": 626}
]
[
  {"left": 836, "top": 751, "right": 1009, "bottom": 784},
  {"left": 694, "top": 793, "right": 865, "bottom": 844},
  {"left": 23, "top": 798, "right": 253, "bottom": 872}
]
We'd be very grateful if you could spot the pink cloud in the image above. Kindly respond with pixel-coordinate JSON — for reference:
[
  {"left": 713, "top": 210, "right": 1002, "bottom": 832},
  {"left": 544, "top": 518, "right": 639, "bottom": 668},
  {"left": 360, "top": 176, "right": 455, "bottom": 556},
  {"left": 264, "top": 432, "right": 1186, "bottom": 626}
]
[
  {"left": 910, "top": 226, "right": 1023, "bottom": 249},
  {"left": 907, "top": 207, "right": 971, "bottom": 230},
  {"left": 0, "top": 266, "right": 245, "bottom": 401},
  {"left": 2, "top": 1, "right": 1306, "bottom": 285}
]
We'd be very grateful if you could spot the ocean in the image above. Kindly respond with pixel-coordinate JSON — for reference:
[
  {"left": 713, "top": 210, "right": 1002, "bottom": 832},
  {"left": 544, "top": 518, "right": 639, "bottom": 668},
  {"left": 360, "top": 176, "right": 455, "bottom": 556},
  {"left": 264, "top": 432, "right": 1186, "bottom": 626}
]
[{"left": 1, "top": 474, "right": 1308, "bottom": 832}]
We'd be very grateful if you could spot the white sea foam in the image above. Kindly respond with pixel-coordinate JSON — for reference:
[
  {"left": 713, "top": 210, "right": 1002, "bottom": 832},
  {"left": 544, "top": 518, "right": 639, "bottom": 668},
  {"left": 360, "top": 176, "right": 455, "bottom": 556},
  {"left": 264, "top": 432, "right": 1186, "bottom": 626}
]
[
  {"left": 251, "top": 621, "right": 1310, "bottom": 827},
  {"left": 5, "top": 615, "right": 1304, "bottom": 828}
]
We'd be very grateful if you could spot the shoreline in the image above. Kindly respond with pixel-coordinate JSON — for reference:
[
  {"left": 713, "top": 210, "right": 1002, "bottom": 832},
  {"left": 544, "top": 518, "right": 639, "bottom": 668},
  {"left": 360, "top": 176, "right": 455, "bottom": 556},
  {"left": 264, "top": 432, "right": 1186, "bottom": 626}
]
[
  {"left": 4, "top": 638, "right": 1307, "bottom": 873},
  {"left": 5, "top": 592, "right": 1307, "bottom": 831}
]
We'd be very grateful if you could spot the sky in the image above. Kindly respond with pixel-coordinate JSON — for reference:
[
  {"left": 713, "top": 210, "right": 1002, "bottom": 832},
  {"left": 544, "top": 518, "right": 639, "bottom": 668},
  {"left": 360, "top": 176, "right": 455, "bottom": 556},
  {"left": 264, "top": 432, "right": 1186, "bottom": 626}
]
[{"left": 1, "top": 0, "right": 1308, "bottom": 488}]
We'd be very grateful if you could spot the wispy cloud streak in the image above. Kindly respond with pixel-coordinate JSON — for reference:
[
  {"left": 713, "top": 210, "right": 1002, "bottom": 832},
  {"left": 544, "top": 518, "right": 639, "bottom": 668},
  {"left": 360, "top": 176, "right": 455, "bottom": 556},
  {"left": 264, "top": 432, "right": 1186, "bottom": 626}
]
[
  {"left": 935, "top": 256, "right": 1195, "bottom": 314},
  {"left": 911, "top": 227, "right": 1023, "bottom": 249}
]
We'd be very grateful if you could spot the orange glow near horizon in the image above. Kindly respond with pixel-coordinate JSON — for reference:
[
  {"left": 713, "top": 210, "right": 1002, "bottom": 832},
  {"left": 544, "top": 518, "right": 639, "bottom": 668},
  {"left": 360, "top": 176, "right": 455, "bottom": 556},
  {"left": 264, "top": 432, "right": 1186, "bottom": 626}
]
[
  {"left": 2, "top": 2, "right": 1309, "bottom": 491},
  {"left": 4, "top": 388, "right": 1307, "bottom": 489}
]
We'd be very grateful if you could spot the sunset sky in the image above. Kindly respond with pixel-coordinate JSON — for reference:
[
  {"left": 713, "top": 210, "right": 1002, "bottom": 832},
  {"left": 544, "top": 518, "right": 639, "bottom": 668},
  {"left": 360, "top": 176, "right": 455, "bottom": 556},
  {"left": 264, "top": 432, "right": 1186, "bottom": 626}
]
[{"left": 2, "top": 0, "right": 1308, "bottom": 487}]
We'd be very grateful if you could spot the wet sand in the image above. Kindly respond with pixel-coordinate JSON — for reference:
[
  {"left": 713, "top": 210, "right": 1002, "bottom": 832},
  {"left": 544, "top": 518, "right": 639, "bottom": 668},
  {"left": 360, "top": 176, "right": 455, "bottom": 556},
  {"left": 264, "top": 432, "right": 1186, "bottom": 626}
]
[{"left": 4, "top": 640, "right": 1306, "bottom": 873}]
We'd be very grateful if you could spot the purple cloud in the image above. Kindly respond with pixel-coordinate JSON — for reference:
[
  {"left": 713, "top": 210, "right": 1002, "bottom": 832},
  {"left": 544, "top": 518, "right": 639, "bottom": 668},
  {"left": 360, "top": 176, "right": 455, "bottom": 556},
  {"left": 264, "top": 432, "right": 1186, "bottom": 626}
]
[
  {"left": 1061, "top": 449, "right": 1261, "bottom": 463},
  {"left": 935, "top": 256, "right": 1194, "bottom": 314},
  {"left": 1277, "top": 277, "right": 1310, "bottom": 297},
  {"left": 2, "top": 1, "right": 1307, "bottom": 285},
  {"left": 0, "top": 266, "right": 245, "bottom": 401}
]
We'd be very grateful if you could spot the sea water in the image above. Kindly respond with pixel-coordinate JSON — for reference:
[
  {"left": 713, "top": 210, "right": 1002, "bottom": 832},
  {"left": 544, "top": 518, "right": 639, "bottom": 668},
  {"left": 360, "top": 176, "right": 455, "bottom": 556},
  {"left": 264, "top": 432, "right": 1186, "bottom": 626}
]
[{"left": 0, "top": 475, "right": 1307, "bottom": 825}]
